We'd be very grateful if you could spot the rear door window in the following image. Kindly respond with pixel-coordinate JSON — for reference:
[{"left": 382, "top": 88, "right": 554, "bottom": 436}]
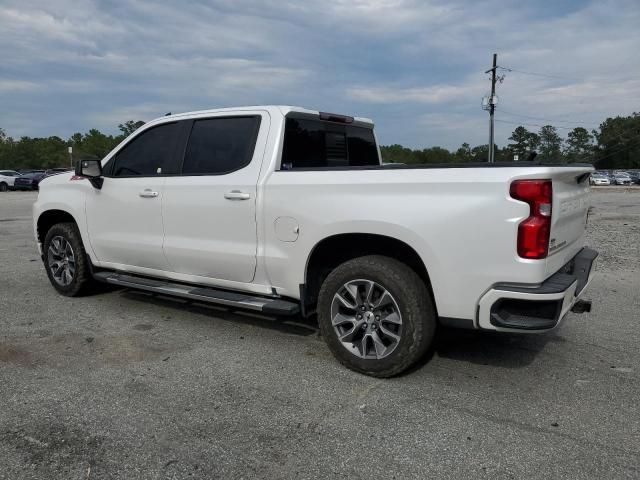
[
  {"left": 181, "top": 116, "right": 261, "bottom": 175},
  {"left": 281, "top": 118, "right": 379, "bottom": 169}
]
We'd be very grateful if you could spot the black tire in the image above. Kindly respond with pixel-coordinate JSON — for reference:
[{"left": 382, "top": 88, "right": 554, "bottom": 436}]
[
  {"left": 317, "top": 255, "right": 436, "bottom": 377},
  {"left": 0, "top": 182, "right": 7, "bottom": 192},
  {"left": 43, "top": 222, "right": 95, "bottom": 296}
]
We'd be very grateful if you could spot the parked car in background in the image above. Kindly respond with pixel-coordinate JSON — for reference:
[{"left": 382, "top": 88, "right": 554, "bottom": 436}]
[
  {"left": 613, "top": 173, "right": 632, "bottom": 185},
  {"left": 624, "top": 171, "right": 640, "bottom": 184},
  {"left": 13, "top": 171, "right": 46, "bottom": 190},
  {"left": 589, "top": 174, "right": 611, "bottom": 186},
  {"left": 0, "top": 170, "right": 22, "bottom": 191},
  {"left": 45, "top": 168, "right": 73, "bottom": 177},
  {"left": 593, "top": 171, "right": 612, "bottom": 183}
]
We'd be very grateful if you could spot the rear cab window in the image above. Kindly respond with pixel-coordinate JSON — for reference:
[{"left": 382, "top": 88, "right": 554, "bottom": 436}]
[{"left": 280, "top": 116, "right": 379, "bottom": 170}]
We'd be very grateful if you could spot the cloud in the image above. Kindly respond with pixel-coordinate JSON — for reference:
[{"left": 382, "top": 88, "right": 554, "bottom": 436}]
[
  {"left": 344, "top": 0, "right": 640, "bottom": 147},
  {"left": 346, "top": 77, "right": 482, "bottom": 104},
  {"left": 0, "top": 79, "right": 40, "bottom": 92},
  {"left": 0, "top": 0, "right": 639, "bottom": 148}
]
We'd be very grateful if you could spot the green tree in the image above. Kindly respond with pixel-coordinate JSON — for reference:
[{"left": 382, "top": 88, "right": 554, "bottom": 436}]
[
  {"left": 527, "top": 132, "right": 540, "bottom": 154},
  {"left": 118, "top": 120, "right": 146, "bottom": 137},
  {"left": 380, "top": 144, "right": 417, "bottom": 164},
  {"left": 538, "top": 125, "right": 563, "bottom": 162},
  {"left": 508, "top": 126, "right": 532, "bottom": 160},
  {"left": 455, "top": 142, "right": 472, "bottom": 162},
  {"left": 494, "top": 145, "right": 511, "bottom": 162},
  {"left": 417, "top": 146, "right": 454, "bottom": 163},
  {"left": 0, "top": 128, "right": 13, "bottom": 169},
  {"left": 70, "top": 133, "right": 83, "bottom": 145},
  {"left": 72, "top": 129, "right": 118, "bottom": 159},
  {"left": 9, "top": 136, "right": 68, "bottom": 169},
  {"left": 564, "top": 127, "right": 593, "bottom": 163},
  {"left": 593, "top": 113, "right": 640, "bottom": 169},
  {"left": 471, "top": 144, "right": 489, "bottom": 161}
]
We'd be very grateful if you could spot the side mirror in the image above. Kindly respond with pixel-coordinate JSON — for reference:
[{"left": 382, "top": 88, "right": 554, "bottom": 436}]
[{"left": 75, "top": 159, "right": 103, "bottom": 189}]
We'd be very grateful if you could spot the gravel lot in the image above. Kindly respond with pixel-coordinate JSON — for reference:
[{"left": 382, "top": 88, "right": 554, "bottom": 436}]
[{"left": 0, "top": 189, "right": 639, "bottom": 479}]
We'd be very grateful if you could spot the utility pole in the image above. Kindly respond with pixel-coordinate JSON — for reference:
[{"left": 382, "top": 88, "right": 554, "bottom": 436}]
[
  {"left": 68, "top": 146, "right": 73, "bottom": 168},
  {"left": 484, "top": 53, "right": 498, "bottom": 163}
]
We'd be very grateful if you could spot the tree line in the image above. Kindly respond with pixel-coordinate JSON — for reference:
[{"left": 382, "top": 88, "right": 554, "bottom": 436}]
[
  {"left": 381, "top": 113, "right": 640, "bottom": 168},
  {"left": 0, "top": 114, "right": 638, "bottom": 170},
  {"left": 0, "top": 121, "right": 145, "bottom": 170}
]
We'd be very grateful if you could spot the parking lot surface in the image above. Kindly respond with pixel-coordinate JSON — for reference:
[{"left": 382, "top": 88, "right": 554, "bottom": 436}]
[{"left": 1, "top": 190, "right": 639, "bottom": 479}]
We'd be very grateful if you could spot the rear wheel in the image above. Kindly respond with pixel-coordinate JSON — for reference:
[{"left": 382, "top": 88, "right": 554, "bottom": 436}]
[
  {"left": 0, "top": 182, "right": 7, "bottom": 192},
  {"left": 43, "top": 223, "right": 95, "bottom": 296},
  {"left": 317, "top": 255, "right": 436, "bottom": 377}
]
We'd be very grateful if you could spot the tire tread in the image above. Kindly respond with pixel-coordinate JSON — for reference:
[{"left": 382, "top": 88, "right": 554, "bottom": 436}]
[
  {"left": 43, "top": 222, "right": 93, "bottom": 297},
  {"left": 317, "top": 255, "right": 436, "bottom": 377}
]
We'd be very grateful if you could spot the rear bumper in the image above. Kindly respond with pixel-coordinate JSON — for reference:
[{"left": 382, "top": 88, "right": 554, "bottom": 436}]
[{"left": 477, "top": 247, "right": 598, "bottom": 332}]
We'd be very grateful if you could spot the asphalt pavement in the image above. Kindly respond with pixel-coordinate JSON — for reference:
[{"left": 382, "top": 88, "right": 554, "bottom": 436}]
[{"left": 0, "top": 189, "right": 638, "bottom": 479}]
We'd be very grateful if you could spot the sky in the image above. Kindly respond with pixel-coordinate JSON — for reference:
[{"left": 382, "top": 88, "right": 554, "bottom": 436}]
[{"left": 1, "top": 0, "right": 639, "bottom": 150}]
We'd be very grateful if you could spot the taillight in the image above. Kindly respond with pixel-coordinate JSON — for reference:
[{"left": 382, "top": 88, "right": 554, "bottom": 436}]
[{"left": 510, "top": 179, "right": 553, "bottom": 259}]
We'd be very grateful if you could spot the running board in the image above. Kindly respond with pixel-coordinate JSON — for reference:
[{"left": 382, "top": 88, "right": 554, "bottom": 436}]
[{"left": 93, "top": 272, "right": 300, "bottom": 316}]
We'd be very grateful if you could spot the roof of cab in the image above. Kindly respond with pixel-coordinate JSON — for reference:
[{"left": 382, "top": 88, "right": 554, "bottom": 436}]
[{"left": 148, "top": 105, "right": 374, "bottom": 127}]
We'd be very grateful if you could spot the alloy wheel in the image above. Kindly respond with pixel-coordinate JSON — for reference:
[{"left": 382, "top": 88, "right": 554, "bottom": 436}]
[
  {"left": 47, "top": 236, "right": 76, "bottom": 286},
  {"left": 330, "top": 279, "right": 403, "bottom": 359}
]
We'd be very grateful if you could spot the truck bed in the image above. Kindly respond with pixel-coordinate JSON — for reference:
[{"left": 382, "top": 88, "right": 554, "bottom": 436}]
[{"left": 287, "top": 162, "right": 594, "bottom": 171}]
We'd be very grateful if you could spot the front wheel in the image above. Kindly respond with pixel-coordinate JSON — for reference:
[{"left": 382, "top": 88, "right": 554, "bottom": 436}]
[
  {"left": 317, "top": 255, "right": 436, "bottom": 377},
  {"left": 43, "top": 222, "right": 95, "bottom": 296},
  {"left": 0, "top": 182, "right": 7, "bottom": 192}
]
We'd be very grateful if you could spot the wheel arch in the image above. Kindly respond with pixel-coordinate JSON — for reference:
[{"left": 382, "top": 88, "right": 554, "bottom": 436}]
[
  {"left": 36, "top": 209, "right": 79, "bottom": 245},
  {"left": 302, "top": 232, "right": 437, "bottom": 316}
]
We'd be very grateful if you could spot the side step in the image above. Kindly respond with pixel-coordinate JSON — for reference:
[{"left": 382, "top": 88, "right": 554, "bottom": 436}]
[{"left": 93, "top": 272, "right": 300, "bottom": 316}]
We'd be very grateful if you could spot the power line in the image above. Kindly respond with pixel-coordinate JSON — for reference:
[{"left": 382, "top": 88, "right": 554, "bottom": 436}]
[
  {"left": 495, "top": 119, "right": 578, "bottom": 130},
  {"left": 498, "top": 109, "right": 593, "bottom": 125},
  {"left": 498, "top": 65, "right": 640, "bottom": 90},
  {"left": 497, "top": 65, "right": 580, "bottom": 81},
  {"left": 496, "top": 66, "right": 640, "bottom": 99},
  {"left": 535, "top": 90, "right": 640, "bottom": 100}
]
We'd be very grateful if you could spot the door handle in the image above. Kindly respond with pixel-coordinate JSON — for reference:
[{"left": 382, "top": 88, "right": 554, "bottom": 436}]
[
  {"left": 224, "top": 190, "right": 251, "bottom": 201},
  {"left": 139, "top": 189, "right": 159, "bottom": 198}
]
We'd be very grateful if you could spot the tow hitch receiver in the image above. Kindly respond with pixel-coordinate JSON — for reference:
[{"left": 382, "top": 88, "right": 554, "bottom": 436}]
[{"left": 571, "top": 300, "right": 592, "bottom": 314}]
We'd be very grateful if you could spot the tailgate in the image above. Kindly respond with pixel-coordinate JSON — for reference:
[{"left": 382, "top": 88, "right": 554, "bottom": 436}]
[{"left": 545, "top": 166, "right": 593, "bottom": 276}]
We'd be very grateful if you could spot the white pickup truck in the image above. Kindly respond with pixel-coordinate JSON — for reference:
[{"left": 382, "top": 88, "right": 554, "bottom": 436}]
[{"left": 33, "top": 105, "right": 598, "bottom": 377}]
